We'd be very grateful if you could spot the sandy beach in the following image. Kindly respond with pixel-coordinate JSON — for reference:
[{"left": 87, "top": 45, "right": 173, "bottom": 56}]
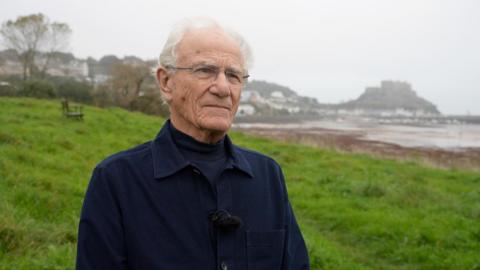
[{"left": 233, "top": 120, "right": 480, "bottom": 170}]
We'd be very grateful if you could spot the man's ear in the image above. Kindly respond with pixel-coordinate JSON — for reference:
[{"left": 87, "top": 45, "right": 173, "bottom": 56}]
[{"left": 156, "top": 67, "right": 174, "bottom": 103}]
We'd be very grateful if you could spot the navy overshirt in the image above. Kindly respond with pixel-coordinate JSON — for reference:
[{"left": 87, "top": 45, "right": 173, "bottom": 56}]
[{"left": 77, "top": 121, "right": 310, "bottom": 270}]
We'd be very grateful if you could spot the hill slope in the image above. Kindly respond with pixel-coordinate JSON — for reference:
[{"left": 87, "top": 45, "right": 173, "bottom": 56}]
[
  {"left": 1, "top": 98, "right": 479, "bottom": 269},
  {"left": 245, "top": 80, "right": 299, "bottom": 98}
]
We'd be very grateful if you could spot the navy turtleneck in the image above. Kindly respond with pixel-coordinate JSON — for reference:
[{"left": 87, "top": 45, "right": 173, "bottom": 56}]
[{"left": 168, "top": 120, "right": 228, "bottom": 185}]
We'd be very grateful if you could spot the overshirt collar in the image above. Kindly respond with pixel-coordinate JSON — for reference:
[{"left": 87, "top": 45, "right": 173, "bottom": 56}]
[
  {"left": 151, "top": 120, "right": 190, "bottom": 179},
  {"left": 152, "top": 120, "right": 253, "bottom": 179},
  {"left": 223, "top": 134, "right": 254, "bottom": 178}
]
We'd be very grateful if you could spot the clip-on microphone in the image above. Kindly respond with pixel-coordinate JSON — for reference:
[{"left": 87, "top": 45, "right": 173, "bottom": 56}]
[{"left": 209, "top": 209, "right": 242, "bottom": 230}]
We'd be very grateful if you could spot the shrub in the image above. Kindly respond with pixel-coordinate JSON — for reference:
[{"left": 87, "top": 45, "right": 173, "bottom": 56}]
[
  {"left": 91, "top": 84, "right": 115, "bottom": 107},
  {"left": 18, "top": 79, "right": 56, "bottom": 99},
  {"left": 53, "top": 77, "right": 93, "bottom": 103},
  {"left": 129, "top": 94, "right": 169, "bottom": 117},
  {"left": 0, "top": 81, "right": 16, "bottom": 96}
]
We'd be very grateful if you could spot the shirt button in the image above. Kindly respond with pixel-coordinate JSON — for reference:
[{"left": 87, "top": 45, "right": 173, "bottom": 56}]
[{"left": 220, "top": 261, "right": 228, "bottom": 270}]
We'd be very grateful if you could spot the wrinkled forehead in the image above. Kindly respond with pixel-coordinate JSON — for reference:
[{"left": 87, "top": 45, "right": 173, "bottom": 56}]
[{"left": 175, "top": 27, "right": 244, "bottom": 69}]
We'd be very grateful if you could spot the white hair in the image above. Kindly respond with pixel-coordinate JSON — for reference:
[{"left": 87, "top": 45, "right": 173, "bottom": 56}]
[{"left": 158, "top": 17, "right": 254, "bottom": 71}]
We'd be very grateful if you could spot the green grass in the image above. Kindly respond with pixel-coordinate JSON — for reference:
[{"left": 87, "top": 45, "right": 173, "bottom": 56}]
[{"left": 1, "top": 97, "right": 480, "bottom": 270}]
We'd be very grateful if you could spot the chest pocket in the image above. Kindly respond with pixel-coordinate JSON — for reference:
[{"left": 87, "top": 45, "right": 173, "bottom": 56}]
[{"left": 246, "top": 230, "right": 286, "bottom": 270}]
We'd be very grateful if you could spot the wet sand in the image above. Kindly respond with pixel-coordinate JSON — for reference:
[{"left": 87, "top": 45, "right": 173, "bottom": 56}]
[{"left": 233, "top": 121, "right": 480, "bottom": 171}]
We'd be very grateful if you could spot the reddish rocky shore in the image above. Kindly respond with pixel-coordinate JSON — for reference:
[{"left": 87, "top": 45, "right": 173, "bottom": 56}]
[{"left": 233, "top": 125, "right": 480, "bottom": 171}]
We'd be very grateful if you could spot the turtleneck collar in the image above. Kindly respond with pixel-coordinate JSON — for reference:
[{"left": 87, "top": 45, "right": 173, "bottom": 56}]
[
  {"left": 169, "top": 120, "right": 226, "bottom": 162},
  {"left": 151, "top": 119, "right": 254, "bottom": 179}
]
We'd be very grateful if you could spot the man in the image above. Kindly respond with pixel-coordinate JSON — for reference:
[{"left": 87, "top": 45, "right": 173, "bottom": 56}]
[{"left": 76, "top": 18, "right": 309, "bottom": 270}]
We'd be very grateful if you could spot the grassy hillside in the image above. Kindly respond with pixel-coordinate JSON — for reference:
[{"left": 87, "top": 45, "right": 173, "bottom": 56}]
[{"left": 1, "top": 97, "right": 479, "bottom": 270}]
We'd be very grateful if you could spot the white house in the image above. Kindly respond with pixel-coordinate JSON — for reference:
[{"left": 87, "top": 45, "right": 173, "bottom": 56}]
[{"left": 236, "top": 104, "right": 256, "bottom": 116}]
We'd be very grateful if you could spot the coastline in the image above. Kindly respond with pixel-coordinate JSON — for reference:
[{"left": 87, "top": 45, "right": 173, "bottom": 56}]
[{"left": 233, "top": 120, "right": 480, "bottom": 171}]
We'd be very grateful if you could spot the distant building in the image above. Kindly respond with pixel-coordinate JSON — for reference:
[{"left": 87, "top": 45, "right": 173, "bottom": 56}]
[
  {"left": 240, "top": 90, "right": 263, "bottom": 103},
  {"left": 0, "top": 60, "right": 23, "bottom": 76},
  {"left": 0, "top": 53, "right": 89, "bottom": 80},
  {"left": 236, "top": 104, "right": 256, "bottom": 116},
  {"left": 335, "top": 80, "right": 440, "bottom": 116},
  {"left": 271, "top": 91, "right": 284, "bottom": 99},
  {"left": 45, "top": 59, "right": 89, "bottom": 80},
  {"left": 93, "top": 74, "right": 110, "bottom": 84}
]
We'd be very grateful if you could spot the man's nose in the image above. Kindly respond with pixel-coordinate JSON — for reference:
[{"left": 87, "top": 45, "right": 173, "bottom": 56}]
[{"left": 209, "top": 71, "right": 231, "bottom": 97}]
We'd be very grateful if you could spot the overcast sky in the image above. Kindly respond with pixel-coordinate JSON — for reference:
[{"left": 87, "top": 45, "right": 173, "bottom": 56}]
[{"left": 2, "top": 0, "right": 479, "bottom": 115}]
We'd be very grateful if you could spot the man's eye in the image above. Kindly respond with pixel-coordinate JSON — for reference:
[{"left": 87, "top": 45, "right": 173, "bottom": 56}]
[
  {"left": 194, "top": 67, "right": 217, "bottom": 75},
  {"left": 226, "top": 72, "right": 241, "bottom": 83}
]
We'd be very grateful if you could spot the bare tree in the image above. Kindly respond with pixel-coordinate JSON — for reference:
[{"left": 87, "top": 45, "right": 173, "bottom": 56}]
[
  {"left": 109, "top": 61, "right": 152, "bottom": 107},
  {"left": 0, "top": 13, "right": 71, "bottom": 80},
  {"left": 38, "top": 22, "right": 72, "bottom": 78}
]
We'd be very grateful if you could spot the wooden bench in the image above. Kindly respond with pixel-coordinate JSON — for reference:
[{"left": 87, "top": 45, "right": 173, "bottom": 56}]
[{"left": 61, "top": 99, "right": 84, "bottom": 120}]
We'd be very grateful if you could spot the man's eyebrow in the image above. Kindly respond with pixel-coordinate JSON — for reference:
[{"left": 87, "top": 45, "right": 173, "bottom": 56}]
[
  {"left": 224, "top": 65, "right": 243, "bottom": 73},
  {"left": 191, "top": 61, "right": 244, "bottom": 73},
  {"left": 191, "top": 61, "right": 215, "bottom": 67}
]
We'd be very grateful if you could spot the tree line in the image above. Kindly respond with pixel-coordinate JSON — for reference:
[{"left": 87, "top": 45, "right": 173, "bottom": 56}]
[{"left": 0, "top": 13, "right": 169, "bottom": 117}]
